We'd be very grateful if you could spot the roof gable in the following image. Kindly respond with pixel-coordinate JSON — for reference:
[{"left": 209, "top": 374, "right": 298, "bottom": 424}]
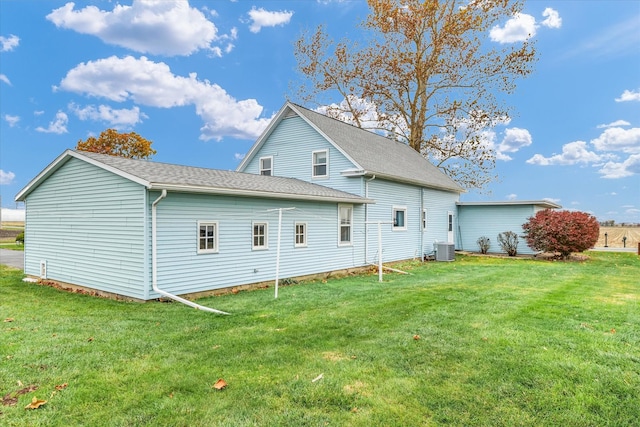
[
  {"left": 239, "top": 102, "right": 464, "bottom": 193},
  {"left": 16, "top": 150, "right": 372, "bottom": 204}
]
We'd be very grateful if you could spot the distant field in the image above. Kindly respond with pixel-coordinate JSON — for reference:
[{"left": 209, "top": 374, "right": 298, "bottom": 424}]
[
  {"left": 0, "top": 222, "right": 24, "bottom": 243},
  {"left": 596, "top": 226, "right": 640, "bottom": 248}
]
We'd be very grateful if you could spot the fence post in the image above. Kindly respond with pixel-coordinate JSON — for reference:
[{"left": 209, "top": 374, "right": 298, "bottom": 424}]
[{"left": 637, "top": 242, "right": 640, "bottom": 256}]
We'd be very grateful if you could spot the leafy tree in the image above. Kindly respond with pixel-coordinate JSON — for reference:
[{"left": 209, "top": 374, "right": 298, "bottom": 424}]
[
  {"left": 293, "top": 0, "right": 536, "bottom": 190},
  {"left": 522, "top": 210, "right": 599, "bottom": 259},
  {"left": 76, "top": 129, "right": 156, "bottom": 159},
  {"left": 497, "top": 231, "right": 518, "bottom": 256}
]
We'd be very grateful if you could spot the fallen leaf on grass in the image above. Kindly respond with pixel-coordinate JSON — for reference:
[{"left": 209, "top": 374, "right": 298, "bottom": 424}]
[
  {"left": 2, "top": 385, "right": 38, "bottom": 407},
  {"left": 212, "top": 379, "right": 227, "bottom": 390},
  {"left": 610, "top": 328, "right": 616, "bottom": 334},
  {"left": 413, "top": 335, "right": 421, "bottom": 340},
  {"left": 3, "top": 318, "right": 15, "bottom": 322},
  {"left": 24, "top": 397, "right": 46, "bottom": 410},
  {"left": 312, "top": 373, "right": 324, "bottom": 383},
  {"left": 55, "top": 383, "right": 68, "bottom": 391},
  {"left": 87, "top": 337, "right": 94, "bottom": 342}
]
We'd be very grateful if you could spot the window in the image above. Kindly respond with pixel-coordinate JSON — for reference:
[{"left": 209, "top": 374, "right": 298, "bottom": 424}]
[
  {"left": 393, "top": 206, "right": 407, "bottom": 230},
  {"left": 295, "top": 222, "right": 307, "bottom": 247},
  {"left": 252, "top": 222, "right": 268, "bottom": 250},
  {"left": 198, "top": 221, "right": 218, "bottom": 253},
  {"left": 338, "top": 204, "right": 352, "bottom": 245},
  {"left": 259, "top": 156, "right": 272, "bottom": 176},
  {"left": 312, "top": 150, "right": 328, "bottom": 178},
  {"left": 422, "top": 209, "right": 427, "bottom": 231},
  {"left": 448, "top": 212, "right": 453, "bottom": 232}
]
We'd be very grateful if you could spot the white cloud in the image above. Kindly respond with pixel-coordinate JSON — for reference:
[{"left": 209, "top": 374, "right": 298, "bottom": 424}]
[
  {"left": 0, "top": 208, "right": 25, "bottom": 221},
  {"left": 0, "top": 34, "right": 20, "bottom": 51},
  {"left": 615, "top": 89, "right": 640, "bottom": 102},
  {"left": 58, "top": 55, "right": 272, "bottom": 141},
  {"left": 490, "top": 8, "right": 561, "bottom": 44},
  {"left": 498, "top": 127, "right": 532, "bottom": 153},
  {"left": 591, "top": 127, "right": 640, "bottom": 154},
  {"left": 234, "top": 153, "right": 245, "bottom": 161},
  {"left": 46, "top": 1, "right": 231, "bottom": 56},
  {"left": 35, "top": 111, "right": 69, "bottom": 134},
  {"left": 0, "top": 74, "right": 11, "bottom": 85},
  {"left": 69, "top": 103, "right": 147, "bottom": 128},
  {"left": 0, "top": 170, "right": 16, "bottom": 185},
  {"left": 4, "top": 114, "right": 20, "bottom": 127},
  {"left": 506, "top": 193, "right": 517, "bottom": 201},
  {"left": 540, "top": 8, "right": 562, "bottom": 29},
  {"left": 247, "top": 7, "right": 293, "bottom": 33},
  {"left": 597, "top": 120, "right": 630, "bottom": 128},
  {"left": 526, "top": 141, "right": 602, "bottom": 166},
  {"left": 490, "top": 13, "right": 537, "bottom": 43},
  {"left": 598, "top": 154, "right": 640, "bottom": 179}
]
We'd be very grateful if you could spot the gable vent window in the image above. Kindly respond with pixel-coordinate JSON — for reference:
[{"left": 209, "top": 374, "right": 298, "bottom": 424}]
[
  {"left": 312, "top": 150, "right": 328, "bottom": 178},
  {"left": 259, "top": 156, "right": 272, "bottom": 176}
]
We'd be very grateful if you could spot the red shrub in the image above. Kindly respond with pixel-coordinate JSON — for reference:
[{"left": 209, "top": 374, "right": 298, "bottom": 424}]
[{"left": 522, "top": 210, "right": 599, "bottom": 259}]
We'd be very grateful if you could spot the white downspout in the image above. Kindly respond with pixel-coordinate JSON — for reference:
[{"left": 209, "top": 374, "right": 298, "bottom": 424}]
[
  {"left": 364, "top": 175, "right": 376, "bottom": 264},
  {"left": 152, "top": 189, "right": 229, "bottom": 315}
]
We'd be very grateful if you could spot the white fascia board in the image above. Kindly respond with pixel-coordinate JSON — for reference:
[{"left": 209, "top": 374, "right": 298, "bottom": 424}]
[
  {"left": 342, "top": 169, "right": 464, "bottom": 194},
  {"left": 15, "top": 150, "right": 151, "bottom": 201},
  {"left": 456, "top": 201, "right": 562, "bottom": 209},
  {"left": 149, "top": 183, "right": 375, "bottom": 205}
]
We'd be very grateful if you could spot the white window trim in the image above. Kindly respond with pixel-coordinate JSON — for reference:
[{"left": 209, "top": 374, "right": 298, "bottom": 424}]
[
  {"left": 392, "top": 206, "right": 408, "bottom": 231},
  {"left": 338, "top": 204, "right": 353, "bottom": 246},
  {"left": 259, "top": 156, "right": 273, "bottom": 176},
  {"left": 197, "top": 221, "right": 219, "bottom": 254},
  {"left": 422, "top": 208, "right": 428, "bottom": 231},
  {"left": 295, "top": 222, "right": 307, "bottom": 248},
  {"left": 252, "top": 221, "right": 269, "bottom": 250},
  {"left": 312, "top": 149, "right": 329, "bottom": 178}
]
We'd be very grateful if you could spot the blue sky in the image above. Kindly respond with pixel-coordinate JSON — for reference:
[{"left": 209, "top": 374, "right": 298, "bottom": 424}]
[{"left": 1, "top": 0, "right": 639, "bottom": 223}]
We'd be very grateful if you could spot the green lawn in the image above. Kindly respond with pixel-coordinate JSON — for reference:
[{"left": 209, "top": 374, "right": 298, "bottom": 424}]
[{"left": 1, "top": 252, "right": 638, "bottom": 426}]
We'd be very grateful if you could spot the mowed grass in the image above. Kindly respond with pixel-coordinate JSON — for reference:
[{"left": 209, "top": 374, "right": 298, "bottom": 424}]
[{"left": 1, "top": 252, "right": 638, "bottom": 426}]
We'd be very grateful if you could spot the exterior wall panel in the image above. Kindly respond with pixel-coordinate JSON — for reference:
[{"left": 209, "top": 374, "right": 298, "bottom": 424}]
[
  {"left": 23, "top": 158, "right": 147, "bottom": 299},
  {"left": 242, "top": 116, "right": 362, "bottom": 195},
  {"left": 150, "top": 192, "right": 366, "bottom": 297},
  {"left": 457, "top": 205, "right": 538, "bottom": 255}
]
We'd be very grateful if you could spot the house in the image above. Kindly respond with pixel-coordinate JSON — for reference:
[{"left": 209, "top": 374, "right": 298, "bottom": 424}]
[{"left": 15, "top": 102, "right": 559, "bottom": 301}]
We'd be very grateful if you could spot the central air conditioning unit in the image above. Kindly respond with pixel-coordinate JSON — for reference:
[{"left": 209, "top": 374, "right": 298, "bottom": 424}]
[{"left": 436, "top": 242, "right": 455, "bottom": 262}]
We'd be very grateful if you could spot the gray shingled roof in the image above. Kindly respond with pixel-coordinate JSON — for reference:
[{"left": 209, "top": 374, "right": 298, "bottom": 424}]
[
  {"left": 16, "top": 150, "right": 372, "bottom": 204},
  {"left": 289, "top": 103, "right": 464, "bottom": 193}
]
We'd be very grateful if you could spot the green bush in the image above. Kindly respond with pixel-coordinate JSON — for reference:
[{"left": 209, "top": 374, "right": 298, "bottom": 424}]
[{"left": 15, "top": 232, "right": 24, "bottom": 244}]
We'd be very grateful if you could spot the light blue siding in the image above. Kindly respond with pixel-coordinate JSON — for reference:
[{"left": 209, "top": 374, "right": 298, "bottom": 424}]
[
  {"left": 457, "top": 205, "right": 539, "bottom": 255},
  {"left": 242, "top": 116, "right": 362, "bottom": 195},
  {"left": 364, "top": 179, "right": 423, "bottom": 263},
  {"left": 422, "top": 188, "right": 460, "bottom": 254},
  {"left": 150, "top": 192, "right": 366, "bottom": 297},
  {"left": 23, "top": 158, "right": 147, "bottom": 299}
]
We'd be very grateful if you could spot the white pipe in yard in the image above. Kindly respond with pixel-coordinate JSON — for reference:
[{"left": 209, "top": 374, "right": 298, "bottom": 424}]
[
  {"left": 152, "top": 189, "right": 229, "bottom": 315},
  {"left": 268, "top": 207, "right": 295, "bottom": 299}
]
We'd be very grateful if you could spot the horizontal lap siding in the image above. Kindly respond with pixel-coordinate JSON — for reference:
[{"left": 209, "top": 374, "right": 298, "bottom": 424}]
[
  {"left": 422, "top": 188, "right": 459, "bottom": 253},
  {"left": 243, "top": 116, "right": 362, "bottom": 195},
  {"left": 457, "top": 205, "right": 536, "bottom": 254},
  {"left": 365, "top": 179, "right": 422, "bottom": 262},
  {"left": 24, "top": 158, "right": 147, "bottom": 298},
  {"left": 151, "top": 193, "right": 365, "bottom": 297}
]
